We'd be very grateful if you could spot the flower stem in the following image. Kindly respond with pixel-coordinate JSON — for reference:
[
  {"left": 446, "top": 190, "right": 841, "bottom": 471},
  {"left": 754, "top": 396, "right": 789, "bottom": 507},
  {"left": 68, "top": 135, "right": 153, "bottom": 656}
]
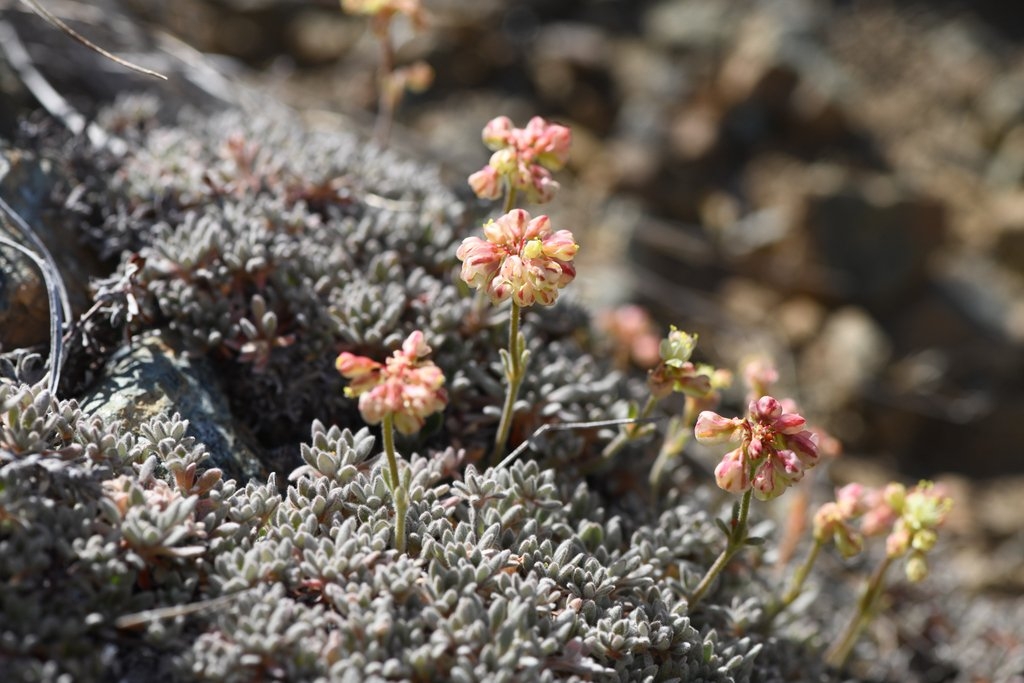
[
  {"left": 649, "top": 395, "right": 700, "bottom": 489},
  {"left": 762, "top": 538, "right": 824, "bottom": 627},
  {"left": 824, "top": 555, "right": 893, "bottom": 669},
  {"left": 602, "top": 394, "right": 659, "bottom": 460},
  {"left": 382, "top": 413, "right": 407, "bottom": 553},
  {"left": 503, "top": 185, "right": 518, "bottom": 214},
  {"left": 689, "top": 488, "right": 753, "bottom": 607},
  {"left": 490, "top": 300, "right": 525, "bottom": 463}
]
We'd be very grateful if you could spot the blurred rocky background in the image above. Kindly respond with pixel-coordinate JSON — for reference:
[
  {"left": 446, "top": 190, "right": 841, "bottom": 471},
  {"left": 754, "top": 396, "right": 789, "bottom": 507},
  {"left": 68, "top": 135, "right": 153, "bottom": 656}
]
[{"left": 2, "top": 0, "right": 1024, "bottom": 597}]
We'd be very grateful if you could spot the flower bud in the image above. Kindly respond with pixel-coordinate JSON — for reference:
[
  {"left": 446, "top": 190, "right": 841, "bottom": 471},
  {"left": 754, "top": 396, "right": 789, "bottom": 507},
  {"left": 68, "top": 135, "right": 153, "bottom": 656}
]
[
  {"left": 540, "top": 230, "right": 579, "bottom": 261},
  {"left": 335, "top": 353, "right": 380, "bottom": 378},
  {"left": 402, "top": 60, "right": 434, "bottom": 92},
  {"left": 883, "top": 482, "right": 906, "bottom": 512},
  {"left": 525, "top": 166, "right": 559, "bottom": 204},
  {"left": 482, "top": 116, "right": 513, "bottom": 149},
  {"left": 886, "top": 522, "right": 911, "bottom": 558},
  {"left": 911, "top": 528, "right": 938, "bottom": 552},
  {"left": 835, "top": 483, "right": 865, "bottom": 518},
  {"left": 905, "top": 552, "right": 928, "bottom": 582},
  {"left": 751, "top": 395, "right": 783, "bottom": 421},
  {"left": 673, "top": 372, "right": 713, "bottom": 398},
  {"left": 714, "top": 448, "right": 749, "bottom": 494},
  {"left": 741, "top": 356, "right": 778, "bottom": 400},
  {"left": 694, "top": 411, "right": 741, "bottom": 443},
  {"left": 531, "top": 118, "right": 572, "bottom": 170},
  {"left": 774, "top": 412, "right": 807, "bottom": 434},
  {"left": 813, "top": 502, "right": 841, "bottom": 542},
  {"left": 468, "top": 166, "right": 502, "bottom": 200}
]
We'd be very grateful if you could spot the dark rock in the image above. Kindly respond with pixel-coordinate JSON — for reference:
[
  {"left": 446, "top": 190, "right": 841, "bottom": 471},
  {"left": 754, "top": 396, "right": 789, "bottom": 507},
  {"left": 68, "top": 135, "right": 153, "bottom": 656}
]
[
  {"left": 78, "top": 332, "right": 264, "bottom": 482},
  {"left": 800, "top": 169, "right": 947, "bottom": 308},
  {"left": 867, "top": 389, "right": 1024, "bottom": 479},
  {"left": 864, "top": 257, "right": 1024, "bottom": 477},
  {"left": 929, "top": 250, "right": 1024, "bottom": 348}
]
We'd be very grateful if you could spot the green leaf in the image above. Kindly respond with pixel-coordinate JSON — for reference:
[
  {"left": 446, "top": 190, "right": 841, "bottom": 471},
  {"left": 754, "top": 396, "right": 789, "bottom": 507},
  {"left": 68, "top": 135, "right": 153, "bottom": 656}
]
[{"left": 715, "top": 517, "right": 731, "bottom": 537}]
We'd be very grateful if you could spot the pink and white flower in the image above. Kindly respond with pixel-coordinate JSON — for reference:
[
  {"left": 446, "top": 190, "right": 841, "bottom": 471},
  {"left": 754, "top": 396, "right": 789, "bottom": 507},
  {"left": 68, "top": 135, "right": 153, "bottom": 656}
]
[
  {"left": 336, "top": 330, "right": 447, "bottom": 435},
  {"left": 469, "top": 116, "right": 572, "bottom": 204},
  {"left": 456, "top": 209, "right": 578, "bottom": 307},
  {"left": 695, "top": 395, "right": 820, "bottom": 500}
]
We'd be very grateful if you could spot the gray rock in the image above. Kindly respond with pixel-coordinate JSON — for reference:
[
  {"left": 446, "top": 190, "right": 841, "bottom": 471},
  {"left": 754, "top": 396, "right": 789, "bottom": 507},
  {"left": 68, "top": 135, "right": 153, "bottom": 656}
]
[
  {"left": 642, "top": 0, "right": 735, "bottom": 50},
  {"left": 79, "top": 332, "right": 264, "bottom": 482},
  {"left": 799, "top": 305, "right": 891, "bottom": 417}
]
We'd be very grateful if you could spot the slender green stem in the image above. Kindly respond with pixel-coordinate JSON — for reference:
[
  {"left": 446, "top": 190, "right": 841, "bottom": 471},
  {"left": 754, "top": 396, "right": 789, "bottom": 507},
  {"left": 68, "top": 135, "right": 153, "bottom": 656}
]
[
  {"left": 762, "top": 538, "right": 824, "bottom": 627},
  {"left": 382, "top": 413, "right": 406, "bottom": 553},
  {"left": 649, "top": 395, "right": 700, "bottom": 489},
  {"left": 602, "top": 394, "right": 659, "bottom": 460},
  {"left": 689, "top": 488, "right": 754, "bottom": 607},
  {"left": 490, "top": 301, "right": 524, "bottom": 463},
  {"left": 503, "top": 185, "right": 518, "bottom": 215},
  {"left": 824, "top": 555, "right": 893, "bottom": 669}
]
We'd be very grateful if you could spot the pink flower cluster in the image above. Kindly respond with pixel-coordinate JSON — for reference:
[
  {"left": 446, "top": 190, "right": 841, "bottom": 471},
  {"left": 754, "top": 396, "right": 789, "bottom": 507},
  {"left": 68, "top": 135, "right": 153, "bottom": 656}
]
[
  {"left": 598, "top": 305, "right": 661, "bottom": 369},
  {"left": 335, "top": 330, "right": 447, "bottom": 435},
  {"left": 813, "top": 483, "right": 873, "bottom": 558},
  {"left": 740, "top": 357, "right": 779, "bottom": 402},
  {"left": 468, "top": 116, "right": 572, "bottom": 204},
  {"left": 695, "top": 396, "right": 820, "bottom": 500},
  {"left": 456, "top": 208, "right": 578, "bottom": 307},
  {"left": 813, "top": 481, "right": 953, "bottom": 581}
]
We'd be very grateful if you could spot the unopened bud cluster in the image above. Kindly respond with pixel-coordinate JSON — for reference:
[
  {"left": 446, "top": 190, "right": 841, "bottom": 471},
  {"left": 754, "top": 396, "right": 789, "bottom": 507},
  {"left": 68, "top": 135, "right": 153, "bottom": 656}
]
[
  {"left": 647, "top": 328, "right": 727, "bottom": 400},
  {"left": 468, "top": 116, "right": 572, "bottom": 204},
  {"left": 813, "top": 480, "right": 952, "bottom": 581}
]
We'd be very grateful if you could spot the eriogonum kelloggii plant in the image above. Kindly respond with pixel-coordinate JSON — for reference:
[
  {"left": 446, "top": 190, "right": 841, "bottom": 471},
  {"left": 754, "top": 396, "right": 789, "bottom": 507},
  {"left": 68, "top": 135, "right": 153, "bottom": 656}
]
[
  {"left": 457, "top": 209, "right": 578, "bottom": 307},
  {"left": 688, "top": 396, "right": 820, "bottom": 606},
  {"left": 456, "top": 208, "right": 578, "bottom": 462},
  {"left": 735, "top": 356, "right": 845, "bottom": 569},
  {"left": 696, "top": 396, "right": 821, "bottom": 501},
  {"left": 468, "top": 116, "right": 572, "bottom": 210},
  {"left": 599, "top": 328, "right": 729, "bottom": 487},
  {"left": 336, "top": 330, "right": 447, "bottom": 552},
  {"left": 762, "top": 483, "right": 870, "bottom": 626},
  {"left": 825, "top": 480, "right": 953, "bottom": 667},
  {"left": 340, "top": 0, "right": 432, "bottom": 147},
  {"left": 646, "top": 330, "right": 731, "bottom": 486}
]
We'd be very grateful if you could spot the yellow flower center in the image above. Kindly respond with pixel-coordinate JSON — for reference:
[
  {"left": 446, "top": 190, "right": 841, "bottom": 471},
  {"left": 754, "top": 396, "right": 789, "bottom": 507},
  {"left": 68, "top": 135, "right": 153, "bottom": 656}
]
[{"left": 523, "top": 238, "right": 544, "bottom": 259}]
